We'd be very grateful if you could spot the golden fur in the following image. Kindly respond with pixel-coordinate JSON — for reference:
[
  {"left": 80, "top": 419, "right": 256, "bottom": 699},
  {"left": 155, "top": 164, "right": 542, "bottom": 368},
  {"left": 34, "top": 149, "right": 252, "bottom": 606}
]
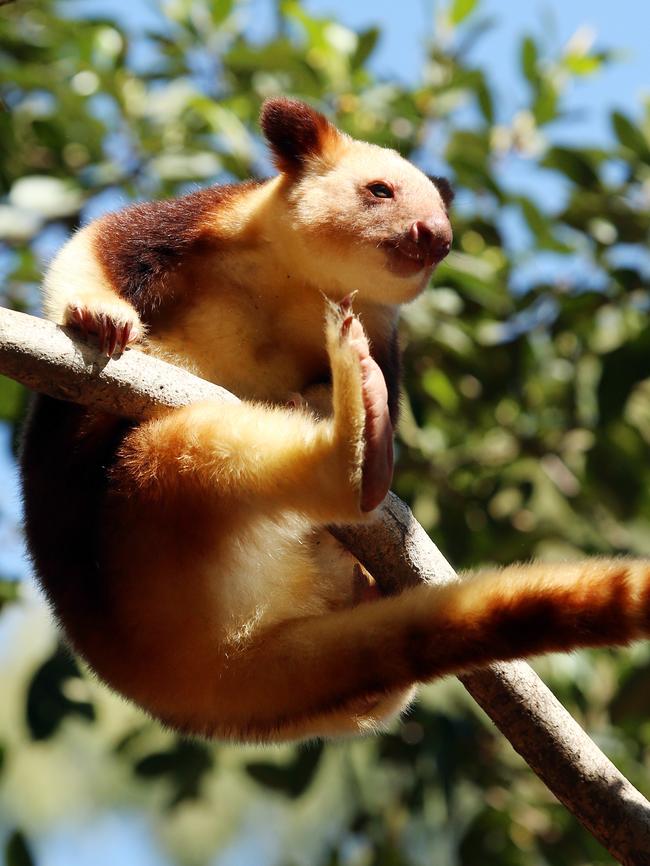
[{"left": 20, "top": 99, "right": 650, "bottom": 742}]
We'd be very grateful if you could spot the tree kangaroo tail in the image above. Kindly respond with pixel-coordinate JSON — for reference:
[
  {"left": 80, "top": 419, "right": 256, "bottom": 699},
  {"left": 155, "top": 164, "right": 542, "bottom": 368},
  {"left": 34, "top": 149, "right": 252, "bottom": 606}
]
[{"left": 221, "top": 558, "right": 650, "bottom": 736}]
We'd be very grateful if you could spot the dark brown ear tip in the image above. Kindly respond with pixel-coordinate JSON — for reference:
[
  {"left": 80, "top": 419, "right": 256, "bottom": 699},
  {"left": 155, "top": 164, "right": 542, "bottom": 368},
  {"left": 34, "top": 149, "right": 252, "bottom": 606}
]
[
  {"left": 260, "top": 97, "right": 306, "bottom": 112},
  {"left": 259, "top": 98, "right": 329, "bottom": 132},
  {"left": 429, "top": 175, "right": 455, "bottom": 208},
  {"left": 260, "top": 98, "right": 333, "bottom": 172},
  {"left": 259, "top": 97, "right": 300, "bottom": 129}
]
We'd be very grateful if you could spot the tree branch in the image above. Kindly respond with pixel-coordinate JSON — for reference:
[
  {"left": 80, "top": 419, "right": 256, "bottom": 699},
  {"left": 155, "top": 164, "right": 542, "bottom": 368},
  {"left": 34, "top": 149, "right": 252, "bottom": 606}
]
[{"left": 2, "top": 305, "right": 649, "bottom": 864}]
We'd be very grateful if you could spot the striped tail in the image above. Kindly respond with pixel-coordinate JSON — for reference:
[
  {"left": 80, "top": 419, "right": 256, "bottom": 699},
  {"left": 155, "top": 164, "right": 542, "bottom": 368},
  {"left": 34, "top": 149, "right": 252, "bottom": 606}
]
[{"left": 196, "top": 557, "right": 650, "bottom": 738}]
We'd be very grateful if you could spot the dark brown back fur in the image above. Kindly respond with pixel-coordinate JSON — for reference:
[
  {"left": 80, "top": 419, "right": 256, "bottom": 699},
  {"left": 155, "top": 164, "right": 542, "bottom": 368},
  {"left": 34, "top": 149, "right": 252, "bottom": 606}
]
[
  {"left": 95, "top": 181, "right": 263, "bottom": 320},
  {"left": 20, "top": 397, "right": 129, "bottom": 646}
]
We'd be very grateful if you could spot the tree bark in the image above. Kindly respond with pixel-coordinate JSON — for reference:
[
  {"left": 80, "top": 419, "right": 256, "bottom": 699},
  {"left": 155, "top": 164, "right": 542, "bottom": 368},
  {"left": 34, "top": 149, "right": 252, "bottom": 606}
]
[{"left": 2, "top": 305, "right": 649, "bottom": 864}]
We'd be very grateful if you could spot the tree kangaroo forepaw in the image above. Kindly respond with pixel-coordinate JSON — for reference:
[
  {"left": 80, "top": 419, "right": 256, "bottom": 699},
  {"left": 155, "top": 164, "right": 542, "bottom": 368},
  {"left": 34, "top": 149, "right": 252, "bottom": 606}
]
[
  {"left": 66, "top": 301, "right": 143, "bottom": 358},
  {"left": 358, "top": 351, "right": 393, "bottom": 511},
  {"left": 330, "top": 296, "right": 394, "bottom": 512}
]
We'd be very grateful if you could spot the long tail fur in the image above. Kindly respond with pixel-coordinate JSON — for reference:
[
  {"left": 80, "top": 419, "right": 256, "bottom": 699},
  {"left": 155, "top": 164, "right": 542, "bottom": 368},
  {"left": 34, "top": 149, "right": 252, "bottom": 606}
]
[{"left": 208, "top": 558, "right": 650, "bottom": 738}]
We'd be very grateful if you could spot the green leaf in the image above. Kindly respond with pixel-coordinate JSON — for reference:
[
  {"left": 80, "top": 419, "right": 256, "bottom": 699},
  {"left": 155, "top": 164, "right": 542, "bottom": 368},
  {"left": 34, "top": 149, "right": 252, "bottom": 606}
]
[
  {"left": 517, "top": 197, "right": 571, "bottom": 252},
  {"left": 209, "top": 0, "right": 235, "bottom": 27},
  {"left": 352, "top": 26, "right": 379, "bottom": 70},
  {"left": 422, "top": 368, "right": 459, "bottom": 411},
  {"left": 0, "top": 376, "right": 25, "bottom": 423},
  {"left": 610, "top": 660, "right": 650, "bottom": 725},
  {"left": 611, "top": 111, "right": 650, "bottom": 160},
  {"left": 542, "top": 147, "right": 600, "bottom": 186},
  {"left": 446, "top": 129, "right": 500, "bottom": 195},
  {"left": 564, "top": 53, "right": 602, "bottom": 76},
  {"left": 520, "top": 35, "right": 538, "bottom": 83},
  {"left": 134, "top": 740, "right": 214, "bottom": 806},
  {"left": 532, "top": 78, "right": 558, "bottom": 125},
  {"left": 135, "top": 752, "right": 177, "bottom": 777},
  {"left": 5, "top": 831, "right": 35, "bottom": 866},
  {"left": 519, "top": 197, "right": 549, "bottom": 238},
  {"left": 245, "top": 743, "right": 323, "bottom": 798},
  {"left": 475, "top": 78, "right": 494, "bottom": 124},
  {"left": 450, "top": 0, "right": 478, "bottom": 25},
  {"left": 26, "top": 645, "right": 95, "bottom": 740},
  {"left": 0, "top": 578, "right": 19, "bottom": 612}
]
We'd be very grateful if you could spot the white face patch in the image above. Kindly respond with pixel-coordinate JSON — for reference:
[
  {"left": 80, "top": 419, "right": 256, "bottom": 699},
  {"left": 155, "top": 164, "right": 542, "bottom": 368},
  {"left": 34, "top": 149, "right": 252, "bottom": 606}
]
[
  {"left": 291, "top": 142, "right": 444, "bottom": 239},
  {"left": 284, "top": 140, "right": 450, "bottom": 304}
]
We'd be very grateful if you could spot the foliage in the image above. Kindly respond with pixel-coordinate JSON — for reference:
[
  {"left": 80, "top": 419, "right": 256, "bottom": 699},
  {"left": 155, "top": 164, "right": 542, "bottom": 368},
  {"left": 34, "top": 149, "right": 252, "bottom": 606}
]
[{"left": 1, "top": 0, "right": 650, "bottom": 864}]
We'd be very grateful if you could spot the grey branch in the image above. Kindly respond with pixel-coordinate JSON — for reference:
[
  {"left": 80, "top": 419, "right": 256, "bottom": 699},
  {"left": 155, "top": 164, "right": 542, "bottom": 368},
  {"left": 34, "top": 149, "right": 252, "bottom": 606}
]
[{"left": 2, "top": 305, "right": 649, "bottom": 864}]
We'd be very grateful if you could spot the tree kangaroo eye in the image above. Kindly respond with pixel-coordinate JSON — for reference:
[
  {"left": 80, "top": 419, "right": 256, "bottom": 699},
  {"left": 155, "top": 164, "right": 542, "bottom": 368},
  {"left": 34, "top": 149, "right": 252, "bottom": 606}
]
[{"left": 367, "top": 181, "right": 394, "bottom": 198}]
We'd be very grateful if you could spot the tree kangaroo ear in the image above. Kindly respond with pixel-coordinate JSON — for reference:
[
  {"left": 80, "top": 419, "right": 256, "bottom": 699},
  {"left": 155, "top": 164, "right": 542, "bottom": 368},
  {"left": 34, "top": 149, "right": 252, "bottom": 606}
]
[
  {"left": 429, "top": 175, "right": 455, "bottom": 209},
  {"left": 260, "top": 98, "right": 342, "bottom": 174}
]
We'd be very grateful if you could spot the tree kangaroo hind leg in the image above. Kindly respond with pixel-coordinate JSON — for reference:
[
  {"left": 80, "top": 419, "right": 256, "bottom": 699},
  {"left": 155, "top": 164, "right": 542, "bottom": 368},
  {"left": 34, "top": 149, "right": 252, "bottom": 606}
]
[
  {"left": 208, "top": 558, "right": 650, "bottom": 740},
  {"left": 116, "top": 302, "right": 393, "bottom": 523},
  {"left": 107, "top": 303, "right": 397, "bottom": 740}
]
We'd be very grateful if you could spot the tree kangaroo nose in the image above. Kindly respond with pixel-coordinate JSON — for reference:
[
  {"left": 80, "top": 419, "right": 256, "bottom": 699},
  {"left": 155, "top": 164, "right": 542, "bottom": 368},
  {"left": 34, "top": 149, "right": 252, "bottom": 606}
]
[{"left": 409, "top": 217, "right": 452, "bottom": 264}]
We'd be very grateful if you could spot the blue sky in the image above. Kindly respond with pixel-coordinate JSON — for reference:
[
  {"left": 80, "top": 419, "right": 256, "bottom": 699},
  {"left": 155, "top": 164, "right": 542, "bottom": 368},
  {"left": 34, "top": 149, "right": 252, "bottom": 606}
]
[{"left": 291, "top": 0, "right": 648, "bottom": 143}]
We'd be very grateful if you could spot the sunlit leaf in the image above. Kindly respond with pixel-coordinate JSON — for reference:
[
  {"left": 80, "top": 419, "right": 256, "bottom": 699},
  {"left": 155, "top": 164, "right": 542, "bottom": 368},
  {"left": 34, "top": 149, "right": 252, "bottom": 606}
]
[
  {"left": 209, "top": 0, "right": 235, "bottom": 26},
  {"left": 422, "top": 368, "right": 459, "bottom": 411},
  {"left": 9, "top": 176, "right": 83, "bottom": 219},
  {"left": 564, "top": 53, "right": 602, "bottom": 76},
  {"left": 0, "top": 578, "right": 19, "bottom": 611},
  {"left": 0, "top": 376, "right": 25, "bottom": 423},
  {"left": 450, "top": 0, "right": 478, "bottom": 26},
  {"left": 0, "top": 207, "right": 43, "bottom": 242}
]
